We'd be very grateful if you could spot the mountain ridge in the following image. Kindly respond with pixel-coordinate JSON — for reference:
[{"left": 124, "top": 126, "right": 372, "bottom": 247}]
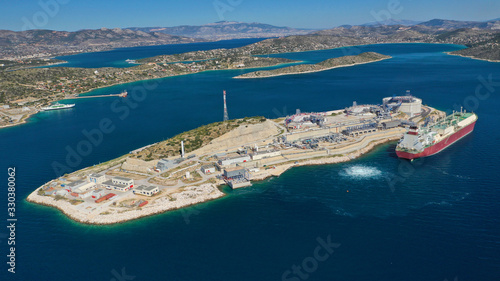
[
  {"left": 0, "top": 28, "right": 203, "bottom": 59},
  {"left": 126, "top": 21, "right": 314, "bottom": 40},
  {"left": 1, "top": 18, "right": 500, "bottom": 61}
]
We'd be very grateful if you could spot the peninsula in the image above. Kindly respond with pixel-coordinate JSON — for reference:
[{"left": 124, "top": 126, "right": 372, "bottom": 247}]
[
  {"left": 234, "top": 52, "right": 391, "bottom": 79},
  {"left": 2, "top": 19, "right": 499, "bottom": 129},
  {"left": 27, "top": 94, "right": 443, "bottom": 224},
  {"left": 0, "top": 55, "right": 295, "bottom": 129}
]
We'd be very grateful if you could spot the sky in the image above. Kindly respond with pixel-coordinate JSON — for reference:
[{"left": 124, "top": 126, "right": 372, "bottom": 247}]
[{"left": 1, "top": 0, "right": 499, "bottom": 31}]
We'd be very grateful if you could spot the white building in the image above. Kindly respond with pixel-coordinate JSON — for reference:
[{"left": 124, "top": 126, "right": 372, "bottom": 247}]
[
  {"left": 218, "top": 155, "right": 251, "bottom": 166},
  {"left": 157, "top": 159, "right": 175, "bottom": 171},
  {"left": 383, "top": 95, "right": 422, "bottom": 117},
  {"left": 91, "top": 189, "right": 106, "bottom": 199},
  {"left": 102, "top": 180, "right": 131, "bottom": 192},
  {"left": 250, "top": 150, "right": 282, "bottom": 161},
  {"left": 134, "top": 185, "right": 159, "bottom": 196},
  {"left": 66, "top": 180, "right": 96, "bottom": 193},
  {"left": 79, "top": 191, "right": 93, "bottom": 199},
  {"left": 55, "top": 189, "right": 69, "bottom": 196},
  {"left": 88, "top": 173, "right": 106, "bottom": 184},
  {"left": 201, "top": 165, "right": 216, "bottom": 174},
  {"left": 223, "top": 167, "right": 248, "bottom": 179},
  {"left": 112, "top": 177, "right": 134, "bottom": 187},
  {"left": 66, "top": 180, "right": 85, "bottom": 190}
]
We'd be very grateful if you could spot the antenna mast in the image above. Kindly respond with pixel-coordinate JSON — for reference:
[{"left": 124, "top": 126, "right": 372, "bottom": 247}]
[{"left": 223, "top": 90, "right": 229, "bottom": 121}]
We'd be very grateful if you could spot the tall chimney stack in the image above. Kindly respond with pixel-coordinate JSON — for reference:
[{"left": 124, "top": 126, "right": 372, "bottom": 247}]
[{"left": 181, "top": 141, "right": 185, "bottom": 158}]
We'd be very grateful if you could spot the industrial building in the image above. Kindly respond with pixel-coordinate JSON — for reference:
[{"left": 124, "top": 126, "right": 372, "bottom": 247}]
[
  {"left": 201, "top": 165, "right": 217, "bottom": 174},
  {"left": 342, "top": 122, "right": 378, "bottom": 137},
  {"left": 66, "top": 180, "right": 85, "bottom": 189},
  {"left": 380, "top": 120, "right": 402, "bottom": 130},
  {"left": 346, "top": 102, "right": 373, "bottom": 116},
  {"left": 157, "top": 159, "right": 175, "bottom": 172},
  {"left": 286, "top": 120, "right": 317, "bottom": 130},
  {"left": 67, "top": 180, "right": 96, "bottom": 193},
  {"left": 383, "top": 94, "right": 422, "bottom": 117},
  {"left": 250, "top": 150, "right": 282, "bottom": 160},
  {"left": 55, "top": 189, "right": 69, "bottom": 196},
  {"left": 88, "top": 173, "right": 106, "bottom": 184},
  {"left": 223, "top": 166, "right": 249, "bottom": 180},
  {"left": 102, "top": 180, "right": 132, "bottom": 192},
  {"left": 44, "top": 189, "right": 56, "bottom": 196},
  {"left": 78, "top": 191, "right": 93, "bottom": 199},
  {"left": 91, "top": 189, "right": 106, "bottom": 199},
  {"left": 134, "top": 185, "right": 159, "bottom": 196},
  {"left": 112, "top": 176, "right": 134, "bottom": 187},
  {"left": 217, "top": 154, "right": 251, "bottom": 166},
  {"left": 223, "top": 167, "right": 251, "bottom": 189}
]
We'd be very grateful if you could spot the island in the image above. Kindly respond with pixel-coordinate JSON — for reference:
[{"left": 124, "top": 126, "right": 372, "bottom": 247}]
[
  {"left": 0, "top": 55, "right": 295, "bottom": 129},
  {"left": 234, "top": 52, "right": 391, "bottom": 79},
  {"left": 2, "top": 19, "right": 499, "bottom": 130},
  {"left": 27, "top": 94, "right": 445, "bottom": 224}
]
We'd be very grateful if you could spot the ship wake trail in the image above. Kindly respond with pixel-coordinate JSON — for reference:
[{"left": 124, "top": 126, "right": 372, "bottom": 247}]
[{"left": 339, "top": 165, "right": 383, "bottom": 180}]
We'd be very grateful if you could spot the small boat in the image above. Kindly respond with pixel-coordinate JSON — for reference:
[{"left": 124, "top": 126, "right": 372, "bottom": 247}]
[{"left": 119, "top": 90, "right": 128, "bottom": 97}]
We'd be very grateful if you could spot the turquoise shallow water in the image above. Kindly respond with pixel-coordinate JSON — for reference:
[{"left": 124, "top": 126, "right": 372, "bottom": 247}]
[{"left": 1, "top": 42, "right": 499, "bottom": 281}]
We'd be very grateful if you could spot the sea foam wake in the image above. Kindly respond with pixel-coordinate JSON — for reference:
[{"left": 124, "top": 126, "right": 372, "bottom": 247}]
[{"left": 339, "top": 165, "right": 383, "bottom": 180}]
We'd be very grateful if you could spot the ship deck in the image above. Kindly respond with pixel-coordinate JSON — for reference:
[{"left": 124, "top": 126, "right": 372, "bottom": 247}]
[{"left": 431, "top": 112, "right": 474, "bottom": 130}]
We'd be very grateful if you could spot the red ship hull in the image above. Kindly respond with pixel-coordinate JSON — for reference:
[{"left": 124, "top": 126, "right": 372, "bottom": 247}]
[{"left": 396, "top": 120, "right": 476, "bottom": 159}]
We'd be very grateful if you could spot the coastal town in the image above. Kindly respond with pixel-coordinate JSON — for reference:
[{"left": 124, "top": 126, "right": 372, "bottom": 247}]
[
  {"left": 2, "top": 18, "right": 499, "bottom": 130},
  {"left": 0, "top": 50, "right": 391, "bottom": 129},
  {"left": 27, "top": 93, "right": 443, "bottom": 224},
  {"left": 0, "top": 54, "right": 295, "bottom": 129}
]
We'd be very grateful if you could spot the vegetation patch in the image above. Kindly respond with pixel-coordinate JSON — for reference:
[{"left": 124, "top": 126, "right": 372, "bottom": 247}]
[{"left": 133, "top": 116, "right": 266, "bottom": 159}]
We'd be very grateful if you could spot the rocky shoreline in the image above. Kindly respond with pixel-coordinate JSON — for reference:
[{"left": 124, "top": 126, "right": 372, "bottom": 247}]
[
  {"left": 26, "top": 184, "right": 225, "bottom": 225},
  {"left": 234, "top": 53, "right": 391, "bottom": 79},
  {"left": 26, "top": 136, "right": 399, "bottom": 225},
  {"left": 445, "top": 52, "right": 500, "bottom": 63},
  {"left": 251, "top": 136, "right": 399, "bottom": 181}
]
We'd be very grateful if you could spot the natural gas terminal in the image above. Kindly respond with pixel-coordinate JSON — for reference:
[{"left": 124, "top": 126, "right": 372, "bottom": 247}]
[{"left": 28, "top": 91, "right": 441, "bottom": 224}]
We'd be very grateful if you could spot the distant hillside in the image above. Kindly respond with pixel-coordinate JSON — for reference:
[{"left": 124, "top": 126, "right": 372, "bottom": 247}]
[
  {"left": 2, "top": 18, "right": 500, "bottom": 62},
  {"left": 235, "top": 52, "right": 391, "bottom": 79},
  {"left": 451, "top": 33, "right": 500, "bottom": 61},
  {"left": 0, "top": 28, "right": 203, "bottom": 59},
  {"left": 244, "top": 19, "right": 500, "bottom": 61},
  {"left": 417, "top": 19, "right": 500, "bottom": 30},
  {"left": 127, "top": 21, "right": 314, "bottom": 40},
  {"left": 361, "top": 19, "right": 422, "bottom": 26}
]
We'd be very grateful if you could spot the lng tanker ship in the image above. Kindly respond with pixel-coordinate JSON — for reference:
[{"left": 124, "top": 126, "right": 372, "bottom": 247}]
[{"left": 396, "top": 110, "right": 477, "bottom": 159}]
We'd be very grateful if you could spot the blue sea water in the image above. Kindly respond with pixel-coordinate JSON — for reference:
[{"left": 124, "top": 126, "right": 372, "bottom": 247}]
[
  {"left": 51, "top": 38, "right": 267, "bottom": 68},
  {"left": 1, "top": 41, "right": 500, "bottom": 281}
]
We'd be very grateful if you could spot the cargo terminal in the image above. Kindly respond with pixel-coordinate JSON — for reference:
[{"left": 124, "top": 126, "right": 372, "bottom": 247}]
[{"left": 32, "top": 92, "right": 439, "bottom": 221}]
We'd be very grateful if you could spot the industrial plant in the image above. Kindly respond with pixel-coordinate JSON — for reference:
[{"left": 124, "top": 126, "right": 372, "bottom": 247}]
[{"left": 31, "top": 91, "right": 438, "bottom": 224}]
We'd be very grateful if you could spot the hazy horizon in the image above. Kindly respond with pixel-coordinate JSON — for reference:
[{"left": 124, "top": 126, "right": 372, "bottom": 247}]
[{"left": 1, "top": 0, "right": 498, "bottom": 32}]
